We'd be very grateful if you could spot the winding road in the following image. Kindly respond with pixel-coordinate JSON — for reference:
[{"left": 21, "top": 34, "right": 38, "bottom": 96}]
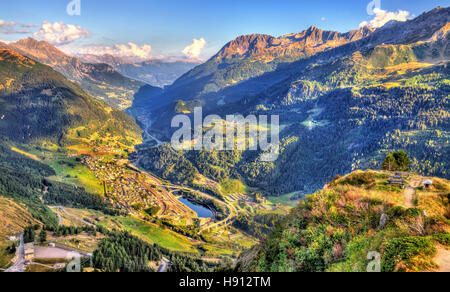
[
  {"left": 50, "top": 206, "right": 94, "bottom": 227},
  {"left": 143, "top": 123, "right": 164, "bottom": 148},
  {"left": 157, "top": 258, "right": 170, "bottom": 272},
  {"left": 5, "top": 234, "right": 24, "bottom": 273}
]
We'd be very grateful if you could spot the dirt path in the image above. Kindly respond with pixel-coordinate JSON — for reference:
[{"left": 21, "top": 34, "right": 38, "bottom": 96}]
[
  {"left": 434, "top": 247, "right": 450, "bottom": 272},
  {"left": 403, "top": 178, "right": 422, "bottom": 208},
  {"left": 403, "top": 187, "right": 415, "bottom": 208}
]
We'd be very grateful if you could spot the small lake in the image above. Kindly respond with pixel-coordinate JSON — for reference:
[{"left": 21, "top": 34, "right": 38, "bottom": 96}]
[{"left": 178, "top": 198, "right": 213, "bottom": 218}]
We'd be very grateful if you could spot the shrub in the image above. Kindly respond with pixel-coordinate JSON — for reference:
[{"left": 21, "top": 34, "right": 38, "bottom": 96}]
[
  {"left": 382, "top": 237, "right": 436, "bottom": 272},
  {"left": 387, "top": 206, "right": 406, "bottom": 218},
  {"left": 405, "top": 208, "right": 423, "bottom": 218},
  {"left": 341, "top": 172, "right": 375, "bottom": 187},
  {"left": 432, "top": 233, "right": 450, "bottom": 246}
]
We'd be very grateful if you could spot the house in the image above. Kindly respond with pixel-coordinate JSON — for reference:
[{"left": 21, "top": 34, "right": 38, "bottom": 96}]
[
  {"left": 8, "top": 236, "right": 18, "bottom": 242},
  {"left": 24, "top": 243, "right": 35, "bottom": 262},
  {"left": 422, "top": 179, "right": 433, "bottom": 189}
]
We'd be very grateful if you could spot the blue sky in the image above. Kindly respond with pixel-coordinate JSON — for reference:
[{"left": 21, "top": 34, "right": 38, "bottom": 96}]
[{"left": 0, "top": 0, "right": 447, "bottom": 60}]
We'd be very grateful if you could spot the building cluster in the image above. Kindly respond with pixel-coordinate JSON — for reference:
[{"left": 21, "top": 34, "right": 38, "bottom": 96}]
[{"left": 83, "top": 157, "right": 193, "bottom": 221}]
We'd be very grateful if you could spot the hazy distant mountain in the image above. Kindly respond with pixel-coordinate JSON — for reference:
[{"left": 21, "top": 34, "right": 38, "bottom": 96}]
[
  {"left": 5, "top": 38, "right": 145, "bottom": 110},
  {"left": 79, "top": 54, "right": 202, "bottom": 87}
]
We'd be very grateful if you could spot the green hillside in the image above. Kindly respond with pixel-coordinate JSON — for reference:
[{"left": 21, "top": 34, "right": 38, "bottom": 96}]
[
  {"left": 138, "top": 8, "right": 449, "bottom": 197},
  {"left": 0, "top": 48, "right": 142, "bottom": 146},
  {"left": 6, "top": 38, "right": 145, "bottom": 110},
  {"left": 237, "top": 170, "right": 450, "bottom": 272}
]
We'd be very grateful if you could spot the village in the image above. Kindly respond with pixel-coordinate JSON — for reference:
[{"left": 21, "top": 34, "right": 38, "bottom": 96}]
[{"left": 83, "top": 156, "right": 196, "bottom": 222}]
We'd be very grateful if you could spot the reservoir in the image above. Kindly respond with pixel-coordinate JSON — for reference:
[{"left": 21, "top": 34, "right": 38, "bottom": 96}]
[{"left": 178, "top": 198, "right": 213, "bottom": 218}]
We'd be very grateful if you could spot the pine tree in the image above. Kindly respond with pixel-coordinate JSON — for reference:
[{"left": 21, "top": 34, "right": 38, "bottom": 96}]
[{"left": 39, "top": 230, "right": 47, "bottom": 243}]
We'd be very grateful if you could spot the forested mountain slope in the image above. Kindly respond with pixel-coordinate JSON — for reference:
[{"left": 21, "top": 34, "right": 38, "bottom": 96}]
[
  {"left": 138, "top": 6, "right": 449, "bottom": 197},
  {"left": 4, "top": 38, "right": 145, "bottom": 109},
  {"left": 0, "top": 48, "right": 142, "bottom": 146},
  {"left": 137, "top": 25, "right": 374, "bottom": 115}
]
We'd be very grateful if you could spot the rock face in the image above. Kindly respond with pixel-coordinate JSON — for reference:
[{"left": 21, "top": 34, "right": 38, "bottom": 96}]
[
  {"left": 214, "top": 26, "right": 374, "bottom": 62},
  {"left": 6, "top": 38, "right": 145, "bottom": 109}
]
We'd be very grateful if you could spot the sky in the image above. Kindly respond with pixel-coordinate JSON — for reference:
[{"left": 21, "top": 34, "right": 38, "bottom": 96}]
[{"left": 0, "top": 0, "right": 448, "bottom": 61}]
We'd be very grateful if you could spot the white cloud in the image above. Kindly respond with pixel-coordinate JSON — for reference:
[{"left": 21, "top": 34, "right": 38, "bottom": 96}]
[
  {"left": 76, "top": 42, "right": 152, "bottom": 61},
  {"left": 182, "top": 38, "right": 207, "bottom": 59},
  {"left": 321, "top": 17, "right": 326, "bottom": 21},
  {"left": 33, "top": 21, "right": 90, "bottom": 45},
  {"left": 0, "top": 20, "right": 32, "bottom": 35},
  {"left": 0, "top": 20, "right": 17, "bottom": 27},
  {"left": 359, "top": 8, "right": 410, "bottom": 29},
  {"left": 21, "top": 23, "right": 39, "bottom": 28}
]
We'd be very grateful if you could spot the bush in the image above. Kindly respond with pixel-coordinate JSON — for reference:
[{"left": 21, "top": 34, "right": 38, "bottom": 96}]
[
  {"left": 432, "top": 233, "right": 450, "bottom": 246},
  {"left": 341, "top": 172, "right": 375, "bottom": 187},
  {"left": 405, "top": 208, "right": 423, "bottom": 218},
  {"left": 387, "top": 206, "right": 406, "bottom": 218},
  {"left": 382, "top": 237, "right": 436, "bottom": 272}
]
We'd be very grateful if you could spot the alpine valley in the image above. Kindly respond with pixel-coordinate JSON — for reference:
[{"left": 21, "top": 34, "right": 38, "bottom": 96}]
[{"left": 0, "top": 5, "right": 448, "bottom": 273}]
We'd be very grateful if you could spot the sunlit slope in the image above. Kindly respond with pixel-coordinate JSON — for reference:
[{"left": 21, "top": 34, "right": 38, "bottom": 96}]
[
  {"left": 0, "top": 48, "right": 142, "bottom": 146},
  {"left": 238, "top": 170, "right": 450, "bottom": 272},
  {"left": 7, "top": 38, "right": 145, "bottom": 110}
]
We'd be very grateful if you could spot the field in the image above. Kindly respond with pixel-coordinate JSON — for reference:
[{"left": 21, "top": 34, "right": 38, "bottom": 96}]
[
  {"left": 0, "top": 240, "right": 13, "bottom": 270},
  {"left": 0, "top": 197, "right": 41, "bottom": 236},
  {"left": 10, "top": 147, "right": 41, "bottom": 161},
  {"left": 98, "top": 216, "right": 199, "bottom": 253},
  {"left": 24, "top": 264, "right": 55, "bottom": 273},
  {"left": 47, "top": 157, "right": 104, "bottom": 195},
  {"left": 15, "top": 145, "right": 105, "bottom": 195},
  {"left": 47, "top": 233, "right": 105, "bottom": 253},
  {"left": 268, "top": 192, "right": 301, "bottom": 207},
  {"left": 220, "top": 179, "right": 249, "bottom": 195}
]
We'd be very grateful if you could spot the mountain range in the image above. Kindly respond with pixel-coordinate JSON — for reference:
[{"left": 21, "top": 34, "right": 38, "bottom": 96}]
[
  {"left": 0, "top": 4, "right": 448, "bottom": 273},
  {"left": 0, "top": 38, "right": 148, "bottom": 110},
  {"left": 0, "top": 48, "right": 141, "bottom": 146},
  {"left": 144, "top": 25, "right": 375, "bottom": 112},
  {"left": 136, "top": 6, "right": 450, "bottom": 196},
  {"left": 145, "top": 6, "right": 449, "bottom": 117},
  {"left": 78, "top": 54, "right": 202, "bottom": 88}
]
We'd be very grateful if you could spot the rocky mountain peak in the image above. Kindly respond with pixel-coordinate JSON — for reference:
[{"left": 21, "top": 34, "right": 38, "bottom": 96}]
[{"left": 213, "top": 25, "right": 374, "bottom": 62}]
